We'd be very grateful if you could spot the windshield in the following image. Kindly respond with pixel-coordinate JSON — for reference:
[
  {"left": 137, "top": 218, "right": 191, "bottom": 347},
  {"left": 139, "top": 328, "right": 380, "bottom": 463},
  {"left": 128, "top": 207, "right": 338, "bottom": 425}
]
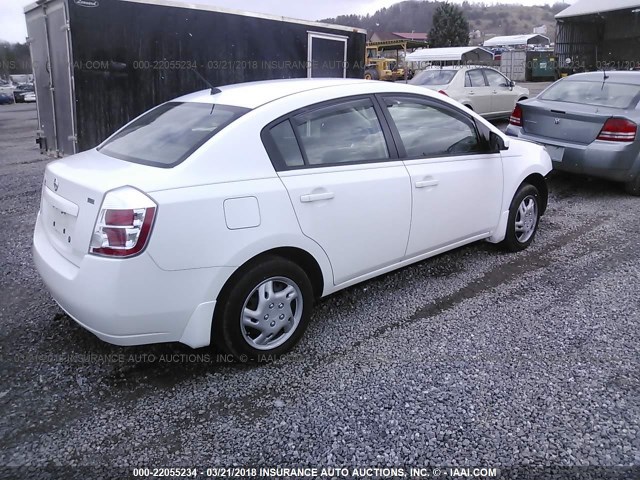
[
  {"left": 409, "top": 70, "right": 457, "bottom": 86},
  {"left": 98, "top": 102, "right": 249, "bottom": 167},
  {"left": 540, "top": 80, "right": 640, "bottom": 109}
]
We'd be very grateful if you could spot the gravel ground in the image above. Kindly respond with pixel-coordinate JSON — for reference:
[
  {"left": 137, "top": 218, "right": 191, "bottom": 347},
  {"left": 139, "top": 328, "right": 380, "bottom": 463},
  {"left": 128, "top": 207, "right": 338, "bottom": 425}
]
[{"left": 0, "top": 103, "right": 639, "bottom": 479}]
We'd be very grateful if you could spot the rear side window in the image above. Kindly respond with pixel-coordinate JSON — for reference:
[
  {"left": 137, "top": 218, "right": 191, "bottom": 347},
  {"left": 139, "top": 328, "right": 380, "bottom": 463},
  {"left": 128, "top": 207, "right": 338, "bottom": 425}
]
[
  {"left": 409, "top": 70, "right": 457, "bottom": 86},
  {"left": 540, "top": 80, "right": 640, "bottom": 109},
  {"left": 98, "top": 102, "right": 249, "bottom": 167},
  {"left": 293, "top": 98, "right": 388, "bottom": 165},
  {"left": 269, "top": 97, "right": 389, "bottom": 167},
  {"left": 269, "top": 120, "right": 304, "bottom": 167},
  {"left": 465, "top": 70, "right": 486, "bottom": 87}
]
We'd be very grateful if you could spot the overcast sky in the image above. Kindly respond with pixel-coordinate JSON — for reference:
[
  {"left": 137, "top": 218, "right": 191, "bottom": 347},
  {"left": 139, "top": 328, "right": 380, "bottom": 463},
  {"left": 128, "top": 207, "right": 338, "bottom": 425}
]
[{"left": 0, "top": 0, "right": 571, "bottom": 43}]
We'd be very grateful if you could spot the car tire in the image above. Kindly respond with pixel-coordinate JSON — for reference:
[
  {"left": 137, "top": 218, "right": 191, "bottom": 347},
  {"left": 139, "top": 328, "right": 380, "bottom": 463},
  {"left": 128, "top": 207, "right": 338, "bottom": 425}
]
[
  {"left": 364, "top": 68, "right": 379, "bottom": 81},
  {"left": 624, "top": 176, "right": 640, "bottom": 196},
  {"left": 213, "top": 256, "right": 313, "bottom": 360},
  {"left": 501, "top": 183, "right": 541, "bottom": 252}
]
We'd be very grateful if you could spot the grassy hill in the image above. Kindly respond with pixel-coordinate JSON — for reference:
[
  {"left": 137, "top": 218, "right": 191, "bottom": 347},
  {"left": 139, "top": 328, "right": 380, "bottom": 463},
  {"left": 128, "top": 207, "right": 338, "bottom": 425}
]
[{"left": 320, "top": 1, "right": 569, "bottom": 43}]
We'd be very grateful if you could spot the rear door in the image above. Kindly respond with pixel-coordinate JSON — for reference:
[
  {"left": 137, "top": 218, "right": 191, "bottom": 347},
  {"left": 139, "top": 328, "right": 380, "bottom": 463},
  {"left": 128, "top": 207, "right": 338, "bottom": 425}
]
[
  {"left": 379, "top": 94, "right": 503, "bottom": 256},
  {"left": 463, "top": 69, "right": 492, "bottom": 114},
  {"left": 264, "top": 96, "right": 412, "bottom": 285}
]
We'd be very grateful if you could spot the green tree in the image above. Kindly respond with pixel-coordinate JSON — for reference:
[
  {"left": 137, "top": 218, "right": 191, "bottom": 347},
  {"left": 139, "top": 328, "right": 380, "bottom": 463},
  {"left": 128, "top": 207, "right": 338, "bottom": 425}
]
[{"left": 428, "top": 2, "right": 470, "bottom": 48}]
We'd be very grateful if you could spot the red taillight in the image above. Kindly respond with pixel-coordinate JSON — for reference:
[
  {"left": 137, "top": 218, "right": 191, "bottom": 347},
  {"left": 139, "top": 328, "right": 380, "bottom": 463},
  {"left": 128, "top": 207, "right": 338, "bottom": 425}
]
[
  {"left": 509, "top": 104, "right": 523, "bottom": 126},
  {"left": 438, "top": 89, "right": 448, "bottom": 96},
  {"left": 90, "top": 188, "right": 156, "bottom": 258},
  {"left": 105, "top": 209, "right": 135, "bottom": 226},
  {"left": 597, "top": 118, "right": 637, "bottom": 142}
]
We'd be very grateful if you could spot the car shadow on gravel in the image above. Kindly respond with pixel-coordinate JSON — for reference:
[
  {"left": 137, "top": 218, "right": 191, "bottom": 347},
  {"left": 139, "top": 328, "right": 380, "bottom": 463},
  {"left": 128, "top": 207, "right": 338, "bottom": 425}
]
[
  {"left": 44, "top": 312, "right": 256, "bottom": 392},
  {"left": 40, "top": 241, "right": 477, "bottom": 394},
  {"left": 547, "top": 171, "right": 630, "bottom": 199}
]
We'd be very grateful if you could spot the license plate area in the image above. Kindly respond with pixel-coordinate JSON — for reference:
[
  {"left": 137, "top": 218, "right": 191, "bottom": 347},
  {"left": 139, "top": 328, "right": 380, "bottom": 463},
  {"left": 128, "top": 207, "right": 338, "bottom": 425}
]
[
  {"left": 47, "top": 204, "right": 76, "bottom": 246},
  {"left": 545, "top": 145, "right": 565, "bottom": 162}
]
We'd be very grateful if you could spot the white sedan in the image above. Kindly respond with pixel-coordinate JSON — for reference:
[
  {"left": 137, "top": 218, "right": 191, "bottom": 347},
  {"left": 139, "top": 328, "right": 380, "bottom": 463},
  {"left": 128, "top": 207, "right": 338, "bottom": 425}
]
[
  {"left": 409, "top": 66, "right": 530, "bottom": 119},
  {"left": 33, "top": 78, "right": 551, "bottom": 359}
]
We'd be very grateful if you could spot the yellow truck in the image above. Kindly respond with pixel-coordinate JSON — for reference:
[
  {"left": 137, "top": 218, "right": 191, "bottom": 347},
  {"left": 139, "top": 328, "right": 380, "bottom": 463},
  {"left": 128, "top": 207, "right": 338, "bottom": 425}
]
[{"left": 364, "top": 40, "right": 427, "bottom": 81}]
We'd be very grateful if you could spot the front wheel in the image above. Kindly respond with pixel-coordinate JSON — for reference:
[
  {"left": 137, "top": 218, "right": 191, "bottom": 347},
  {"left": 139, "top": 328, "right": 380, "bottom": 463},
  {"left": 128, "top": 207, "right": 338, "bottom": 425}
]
[
  {"left": 501, "top": 183, "right": 541, "bottom": 252},
  {"left": 213, "top": 256, "right": 313, "bottom": 360}
]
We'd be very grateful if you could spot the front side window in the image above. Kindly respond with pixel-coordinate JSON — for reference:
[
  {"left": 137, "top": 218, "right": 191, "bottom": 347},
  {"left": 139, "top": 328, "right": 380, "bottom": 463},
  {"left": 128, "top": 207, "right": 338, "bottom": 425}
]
[
  {"left": 290, "top": 98, "right": 389, "bottom": 166},
  {"left": 484, "top": 69, "right": 509, "bottom": 87},
  {"left": 465, "top": 69, "right": 486, "bottom": 87},
  {"left": 384, "top": 97, "right": 481, "bottom": 157},
  {"left": 98, "top": 102, "right": 249, "bottom": 167},
  {"left": 540, "top": 80, "right": 640, "bottom": 109}
]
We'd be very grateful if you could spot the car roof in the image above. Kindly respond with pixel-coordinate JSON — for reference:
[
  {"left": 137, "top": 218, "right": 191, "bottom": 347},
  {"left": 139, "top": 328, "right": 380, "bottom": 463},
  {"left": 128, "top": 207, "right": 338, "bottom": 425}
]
[
  {"left": 563, "top": 71, "right": 640, "bottom": 83},
  {"left": 175, "top": 78, "right": 373, "bottom": 109},
  {"left": 421, "top": 65, "right": 494, "bottom": 71}
]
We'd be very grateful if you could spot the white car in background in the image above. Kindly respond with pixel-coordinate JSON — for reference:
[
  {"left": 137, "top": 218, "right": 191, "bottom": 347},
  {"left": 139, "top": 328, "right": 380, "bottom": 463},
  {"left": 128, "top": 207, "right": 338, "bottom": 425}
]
[
  {"left": 33, "top": 78, "right": 551, "bottom": 359},
  {"left": 410, "top": 66, "right": 530, "bottom": 119},
  {"left": 0, "top": 82, "right": 15, "bottom": 96}
]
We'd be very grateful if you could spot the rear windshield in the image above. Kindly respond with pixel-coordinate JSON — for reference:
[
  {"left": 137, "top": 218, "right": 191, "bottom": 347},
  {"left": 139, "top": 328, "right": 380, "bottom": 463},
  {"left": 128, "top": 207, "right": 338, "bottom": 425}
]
[
  {"left": 409, "top": 69, "right": 457, "bottom": 86},
  {"left": 539, "top": 80, "right": 640, "bottom": 109},
  {"left": 98, "top": 102, "right": 249, "bottom": 167}
]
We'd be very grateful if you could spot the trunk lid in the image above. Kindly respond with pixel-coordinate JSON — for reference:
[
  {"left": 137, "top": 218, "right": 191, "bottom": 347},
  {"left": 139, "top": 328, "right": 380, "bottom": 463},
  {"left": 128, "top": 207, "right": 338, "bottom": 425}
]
[
  {"left": 520, "top": 99, "right": 618, "bottom": 144},
  {"left": 40, "top": 150, "right": 173, "bottom": 266}
]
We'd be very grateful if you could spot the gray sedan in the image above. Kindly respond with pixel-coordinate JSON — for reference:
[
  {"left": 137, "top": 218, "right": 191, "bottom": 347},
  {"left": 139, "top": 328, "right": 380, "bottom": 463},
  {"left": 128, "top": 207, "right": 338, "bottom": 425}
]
[{"left": 506, "top": 71, "right": 640, "bottom": 195}]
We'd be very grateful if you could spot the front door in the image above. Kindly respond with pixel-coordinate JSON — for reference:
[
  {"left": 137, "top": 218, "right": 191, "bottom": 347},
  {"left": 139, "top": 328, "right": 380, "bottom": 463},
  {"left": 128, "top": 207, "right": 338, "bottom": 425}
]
[
  {"left": 379, "top": 94, "right": 504, "bottom": 256},
  {"left": 483, "top": 68, "right": 518, "bottom": 116}
]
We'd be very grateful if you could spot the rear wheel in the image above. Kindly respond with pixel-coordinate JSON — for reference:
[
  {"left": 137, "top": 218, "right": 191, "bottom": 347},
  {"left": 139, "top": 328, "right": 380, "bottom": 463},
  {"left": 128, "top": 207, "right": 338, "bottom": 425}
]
[
  {"left": 213, "top": 256, "right": 313, "bottom": 360},
  {"left": 625, "top": 175, "right": 640, "bottom": 196},
  {"left": 501, "top": 183, "right": 541, "bottom": 252}
]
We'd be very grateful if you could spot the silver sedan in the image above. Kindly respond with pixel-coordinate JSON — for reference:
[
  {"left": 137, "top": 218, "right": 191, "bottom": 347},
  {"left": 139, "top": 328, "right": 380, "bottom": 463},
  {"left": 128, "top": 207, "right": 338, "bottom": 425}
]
[{"left": 506, "top": 71, "right": 640, "bottom": 195}]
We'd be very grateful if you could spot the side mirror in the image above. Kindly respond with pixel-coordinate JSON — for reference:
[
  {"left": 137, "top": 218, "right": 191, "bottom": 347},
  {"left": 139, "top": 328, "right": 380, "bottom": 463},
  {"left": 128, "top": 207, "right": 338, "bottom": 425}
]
[
  {"left": 490, "top": 131, "right": 508, "bottom": 151},
  {"left": 509, "top": 80, "right": 516, "bottom": 89}
]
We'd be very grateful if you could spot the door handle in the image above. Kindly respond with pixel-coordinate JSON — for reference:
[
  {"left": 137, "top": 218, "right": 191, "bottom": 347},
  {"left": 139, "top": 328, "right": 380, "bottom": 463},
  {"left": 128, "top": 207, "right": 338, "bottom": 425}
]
[
  {"left": 415, "top": 179, "right": 439, "bottom": 188},
  {"left": 492, "top": 90, "right": 498, "bottom": 94},
  {"left": 468, "top": 91, "right": 475, "bottom": 95},
  {"left": 300, "top": 192, "right": 335, "bottom": 202}
]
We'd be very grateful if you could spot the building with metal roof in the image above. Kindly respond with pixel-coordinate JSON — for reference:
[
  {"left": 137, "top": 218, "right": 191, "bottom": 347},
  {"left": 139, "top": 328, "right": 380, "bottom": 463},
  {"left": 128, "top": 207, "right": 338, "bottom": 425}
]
[
  {"left": 482, "top": 34, "right": 551, "bottom": 47},
  {"left": 370, "top": 32, "right": 428, "bottom": 42},
  {"left": 555, "top": 0, "right": 640, "bottom": 70},
  {"left": 406, "top": 46, "right": 494, "bottom": 64}
]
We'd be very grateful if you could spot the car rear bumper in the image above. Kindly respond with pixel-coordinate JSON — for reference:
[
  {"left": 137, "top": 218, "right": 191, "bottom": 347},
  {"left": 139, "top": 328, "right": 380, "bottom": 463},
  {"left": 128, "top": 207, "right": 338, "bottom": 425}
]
[
  {"left": 33, "top": 212, "right": 232, "bottom": 348},
  {"left": 506, "top": 126, "right": 640, "bottom": 182}
]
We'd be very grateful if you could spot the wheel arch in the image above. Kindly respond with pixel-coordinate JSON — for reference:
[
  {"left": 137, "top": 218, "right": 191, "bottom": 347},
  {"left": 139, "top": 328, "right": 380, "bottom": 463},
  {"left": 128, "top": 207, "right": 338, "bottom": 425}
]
[
  {"left": 521, "top": 172, "right": 548, "bottom": 215},
  {"left": 488, "top": 169, "right": 549, "bottom": 244},
  {"left": 216, "top": 246, "right": 326, "bottom": 307}
]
